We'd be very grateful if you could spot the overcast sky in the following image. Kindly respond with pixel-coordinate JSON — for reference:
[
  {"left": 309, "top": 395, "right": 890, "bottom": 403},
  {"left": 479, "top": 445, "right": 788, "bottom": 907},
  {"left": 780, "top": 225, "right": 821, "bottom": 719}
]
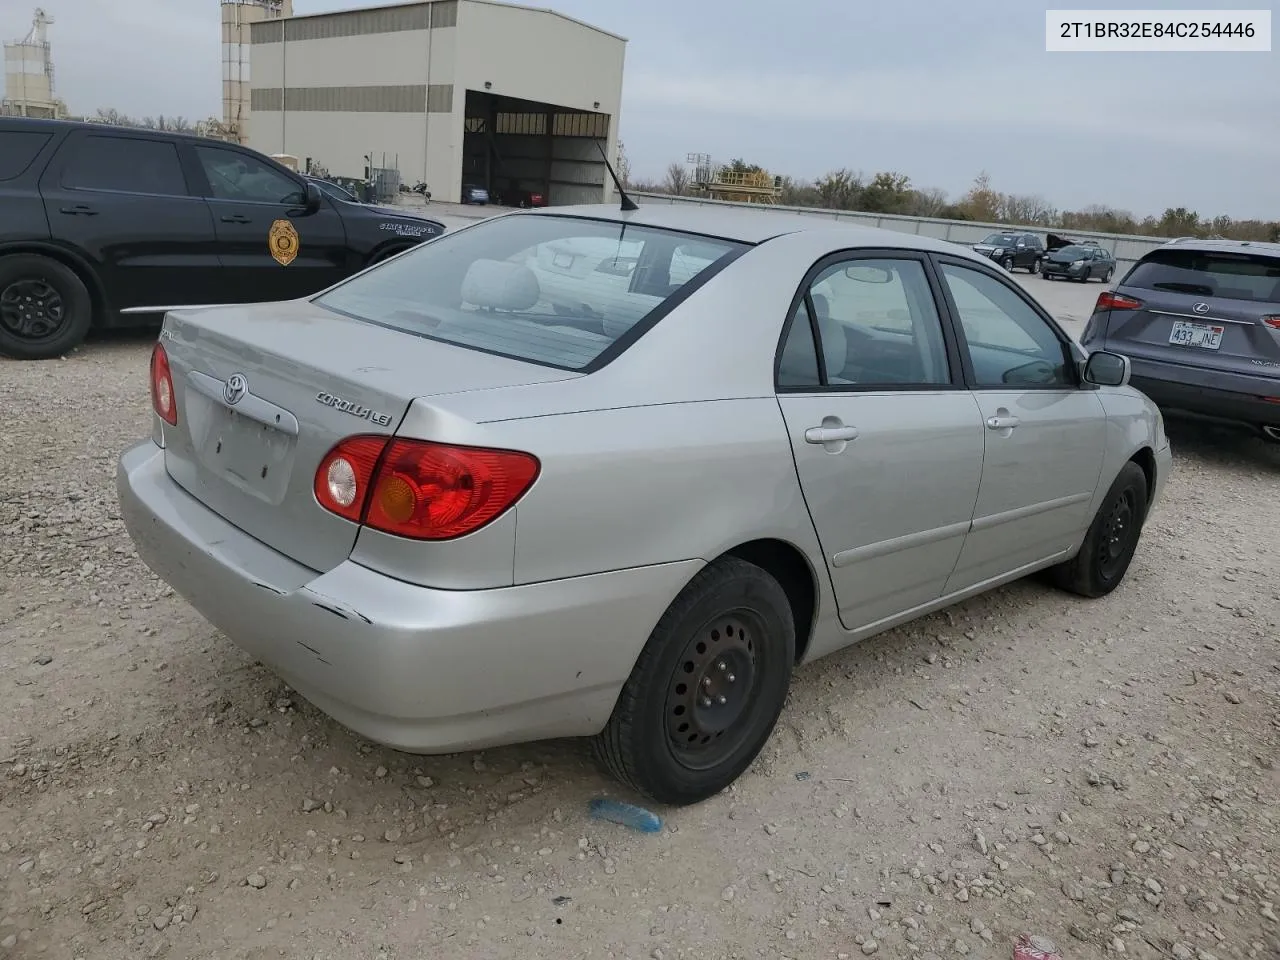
[{"left": 13, "top": 0, "right": 1279, "bottom": 219}]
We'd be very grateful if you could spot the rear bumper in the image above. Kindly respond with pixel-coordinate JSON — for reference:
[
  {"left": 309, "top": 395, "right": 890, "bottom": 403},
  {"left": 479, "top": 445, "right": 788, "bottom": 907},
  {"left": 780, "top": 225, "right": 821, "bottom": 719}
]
[
  {"left": 117, "top": 441, "right": 699, "bottom": 753},
  {"left": 1128, "top": 358, "right": 1280, "bottom": 429}
]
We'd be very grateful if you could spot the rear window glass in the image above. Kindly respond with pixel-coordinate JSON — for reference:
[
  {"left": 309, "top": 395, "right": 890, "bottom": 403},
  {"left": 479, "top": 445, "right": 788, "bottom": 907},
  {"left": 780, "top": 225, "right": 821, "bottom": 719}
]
[
  {"left": 0, "top": 130, "right": 51, "bottom": 180},
  {"left": 1126, "top": 249, "right": 1280, "bottom": 302},
  {"left": 315, "top": 214, "right": 748, "bottom": 370}
]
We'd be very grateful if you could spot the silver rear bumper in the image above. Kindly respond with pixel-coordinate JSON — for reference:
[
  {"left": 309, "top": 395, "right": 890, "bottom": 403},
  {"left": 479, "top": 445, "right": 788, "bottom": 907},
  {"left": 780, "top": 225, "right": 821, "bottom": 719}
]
[{"left": 117, "top": 441, "right": 698, "bottom": 753}]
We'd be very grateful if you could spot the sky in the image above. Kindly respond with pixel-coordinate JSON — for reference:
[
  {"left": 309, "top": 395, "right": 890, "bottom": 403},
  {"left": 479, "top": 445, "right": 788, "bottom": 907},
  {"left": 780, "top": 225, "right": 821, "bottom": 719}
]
[{"left": 10, "top": 0, "right": 1280, "bottom": 220}]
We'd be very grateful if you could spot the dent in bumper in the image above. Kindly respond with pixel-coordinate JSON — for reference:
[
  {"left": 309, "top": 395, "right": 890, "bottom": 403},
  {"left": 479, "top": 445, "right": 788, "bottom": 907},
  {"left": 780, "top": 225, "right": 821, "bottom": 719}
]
[{"left": 116, "top": 441, "right": 700, "bottom": 753}]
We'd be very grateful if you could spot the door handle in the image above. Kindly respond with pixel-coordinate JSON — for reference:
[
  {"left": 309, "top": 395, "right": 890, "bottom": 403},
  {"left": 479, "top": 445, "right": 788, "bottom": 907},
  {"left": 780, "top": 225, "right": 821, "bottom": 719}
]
[
  {"left": 59, "top": 204, "right": 98, "bottom": 216},
  {"left": 805, "top": 425, "right": 859, "bottom": 444},
  {"left": 986, "top": 415, "right": 1021, "bottom": 430},
  {"left": 220, "top": 214, "right": 252, "bottom": 224}
]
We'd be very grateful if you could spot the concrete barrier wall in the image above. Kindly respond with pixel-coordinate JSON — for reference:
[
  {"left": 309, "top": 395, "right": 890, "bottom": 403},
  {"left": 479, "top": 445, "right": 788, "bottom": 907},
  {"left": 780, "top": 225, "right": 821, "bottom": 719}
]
[{"left": 631, "top": 192, "right": 1171, "bottom": 274}]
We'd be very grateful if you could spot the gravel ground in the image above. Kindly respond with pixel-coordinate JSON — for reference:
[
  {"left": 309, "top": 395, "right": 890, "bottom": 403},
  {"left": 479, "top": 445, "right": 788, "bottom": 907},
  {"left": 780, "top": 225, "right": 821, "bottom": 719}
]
[{"left": 2, "top": 275, "right": 1278, "bottom": 960}]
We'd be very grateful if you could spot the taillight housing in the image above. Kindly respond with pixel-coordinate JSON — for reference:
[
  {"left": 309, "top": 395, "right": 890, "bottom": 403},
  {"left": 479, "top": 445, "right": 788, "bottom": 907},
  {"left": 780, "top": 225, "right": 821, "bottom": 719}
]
[
  {"left": 314, "top": 436, "right": 540, "bottom": 540},
  {"left": 1095, "top": 291, "right": 1143, "bottom": 312},
  {"left": 1262, "top": 315, "right": 1280, "bottom": 331},
  {"left": 150, "top": 342, "right": 177, "bottom": 425}
]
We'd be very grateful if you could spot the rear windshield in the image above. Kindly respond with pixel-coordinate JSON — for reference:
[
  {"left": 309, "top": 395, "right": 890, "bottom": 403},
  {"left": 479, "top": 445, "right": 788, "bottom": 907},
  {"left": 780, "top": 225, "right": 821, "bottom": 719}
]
[
  {"left": 0, "top": 130, "right": 51, "bottom": 180},
  {"left": 1126, "top": 249, "right": 1280, "bottom": 302},
  {"left": 315, "top": 214, "right": 748, "bottom": 370}
]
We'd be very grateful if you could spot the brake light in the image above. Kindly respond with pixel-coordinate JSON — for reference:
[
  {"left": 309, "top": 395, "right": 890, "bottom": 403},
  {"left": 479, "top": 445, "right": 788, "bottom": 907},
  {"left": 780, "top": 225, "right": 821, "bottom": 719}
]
[
  {"left": 150, "top": 343, "right": 177, "bottom": 425},
  {"left": 1262, "top": 316, "right": 1280, "bottom": 330},
  {"left": 1095, "top": 291, "right": 1143, "bottom": 312},
  {"left": 314, "top": 436, "right": 540, "bottom": 540}
]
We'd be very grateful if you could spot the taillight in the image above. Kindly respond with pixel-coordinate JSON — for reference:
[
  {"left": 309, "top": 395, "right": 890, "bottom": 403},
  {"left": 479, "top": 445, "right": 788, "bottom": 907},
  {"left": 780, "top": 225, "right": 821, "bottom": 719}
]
[
  {"left": 150, "top": 343, "right": 177, "bottom": 425},
  {"left": 1095, "top": 291, "right": 1143, "bottom": 312},
  {"left": 1262, "top": 316, "right": 1280, "bottom": 330},
  {"left": 314, "top": 436, "right": 540, "bottom": 540}
]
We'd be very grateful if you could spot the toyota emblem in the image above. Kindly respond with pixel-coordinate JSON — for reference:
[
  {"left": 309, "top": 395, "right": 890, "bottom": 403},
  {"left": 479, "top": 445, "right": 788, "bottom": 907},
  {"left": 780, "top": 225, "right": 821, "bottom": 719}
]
[
  {"left": 223, "top": 373, "right": 248, "bottom": 405},
  {"left": 1192, "top": 302, "right": 1210, "bottom": 315}
]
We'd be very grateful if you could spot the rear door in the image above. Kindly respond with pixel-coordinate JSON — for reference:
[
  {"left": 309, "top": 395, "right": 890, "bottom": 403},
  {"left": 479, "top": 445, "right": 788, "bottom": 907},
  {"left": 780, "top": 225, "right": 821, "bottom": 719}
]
[
  {"left": 1105, "top": 247, "right": 1280, "bottom": 375},
  {"left": 187, "top": 142, "right": 350, "bottom": 302},
  {"left": 776, "top": 251, "right": 985, "bottom": 632},
  {"left": 38, "top": 129, "right": 222, "bottom": 310},
  {"left": 934, "top": 257, "right": 1106, "bottom": 592}
]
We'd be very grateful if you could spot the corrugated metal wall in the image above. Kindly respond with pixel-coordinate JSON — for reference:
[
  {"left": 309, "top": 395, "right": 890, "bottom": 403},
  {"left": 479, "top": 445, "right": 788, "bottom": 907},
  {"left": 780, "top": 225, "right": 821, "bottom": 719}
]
[{"left": 632, "top": 193, "right": 1172, "bottom": 273}]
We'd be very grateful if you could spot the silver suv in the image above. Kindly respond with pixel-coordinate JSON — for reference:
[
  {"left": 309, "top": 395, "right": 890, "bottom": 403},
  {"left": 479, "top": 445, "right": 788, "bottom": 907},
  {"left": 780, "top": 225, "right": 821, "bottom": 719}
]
[{"left": 1080, "top": 238, "right": 1280, "bottom": 442}]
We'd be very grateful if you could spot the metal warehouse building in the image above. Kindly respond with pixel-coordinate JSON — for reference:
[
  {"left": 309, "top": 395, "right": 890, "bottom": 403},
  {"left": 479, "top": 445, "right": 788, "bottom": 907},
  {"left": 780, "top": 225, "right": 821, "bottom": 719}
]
[{"left": 246, "top": 0, "right": 626, "bottom": 205}]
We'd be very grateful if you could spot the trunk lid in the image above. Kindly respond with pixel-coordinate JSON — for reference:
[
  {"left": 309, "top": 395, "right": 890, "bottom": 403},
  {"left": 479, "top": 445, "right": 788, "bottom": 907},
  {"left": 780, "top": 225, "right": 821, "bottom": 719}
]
[{"left": 158, "top": 299, "right": 577, "bottom": 573}]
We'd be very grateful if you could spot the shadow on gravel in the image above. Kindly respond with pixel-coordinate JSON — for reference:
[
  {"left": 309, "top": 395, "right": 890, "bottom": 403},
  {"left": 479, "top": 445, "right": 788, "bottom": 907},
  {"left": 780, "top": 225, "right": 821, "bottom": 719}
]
[{"left": 1164, "top": 417, "right": 1280, "bottom": 473}]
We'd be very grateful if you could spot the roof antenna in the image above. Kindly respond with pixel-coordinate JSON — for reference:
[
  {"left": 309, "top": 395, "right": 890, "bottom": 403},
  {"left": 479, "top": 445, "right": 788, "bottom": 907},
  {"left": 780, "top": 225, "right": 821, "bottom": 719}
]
[{"left": 596, "top": 140, "right": 638, "bottom": 211}]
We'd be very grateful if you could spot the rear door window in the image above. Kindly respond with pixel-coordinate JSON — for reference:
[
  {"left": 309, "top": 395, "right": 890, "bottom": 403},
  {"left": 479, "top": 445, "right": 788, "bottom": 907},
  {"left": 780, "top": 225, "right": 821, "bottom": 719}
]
[
  {"left": 59, "top": 134, "right": 189, "bottom": 196},
  {"left": 0, "top": 130, "right": 51, "bottom": 180},
  {"left": 315, "top": 215, "right": 747, "bottom": 371},
  {"left": 1125, "top": 249, "right": 1280, "bottom": 303}
]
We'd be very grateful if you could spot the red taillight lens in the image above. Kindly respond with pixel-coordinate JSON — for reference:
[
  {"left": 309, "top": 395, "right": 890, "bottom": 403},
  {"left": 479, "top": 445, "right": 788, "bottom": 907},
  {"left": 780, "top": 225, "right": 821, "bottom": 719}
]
[
  {"left": 1262, "top": 315, "right": 1280, "bottom": 330},
  {"left": 314, "top": 436, "right": 387, "bottom": 523},
  {"left": 150, "top": 343, "right": 177, "bottom": 425},
  {"left": 314, "top": 436, "right": 540, "bottom": 540},
  {"left": 1096, "top": 291, "right": 1143, "bottom": 312}
]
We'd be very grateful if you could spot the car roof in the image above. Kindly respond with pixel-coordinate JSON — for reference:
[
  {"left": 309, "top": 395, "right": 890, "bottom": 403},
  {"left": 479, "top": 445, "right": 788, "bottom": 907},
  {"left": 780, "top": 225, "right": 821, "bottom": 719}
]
[
  {"left": 525, "top": 202, "right": 983, "bottom": 254},
  {"left": 0, "top": 115, "right": 215, "bottom": 144},
  {"left": 1153, "top": 237, "right": 1280, "bottom": 257}
]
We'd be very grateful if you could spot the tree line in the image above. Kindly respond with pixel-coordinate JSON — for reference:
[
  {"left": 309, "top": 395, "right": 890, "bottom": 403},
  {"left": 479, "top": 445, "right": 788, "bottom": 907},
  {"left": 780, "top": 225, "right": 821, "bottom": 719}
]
[{"left": 625, "top": 156, "right": 1280, "bottom": 243}]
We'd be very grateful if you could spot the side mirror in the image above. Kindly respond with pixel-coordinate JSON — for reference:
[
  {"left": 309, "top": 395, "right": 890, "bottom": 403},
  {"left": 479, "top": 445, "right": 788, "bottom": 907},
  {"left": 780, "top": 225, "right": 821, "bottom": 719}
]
[
  {"left": 302, "top": 181, "right": 323, "bottom": 215},
  {"left": 1083, "top": 350, "right": 1130, "bottom": 387}
]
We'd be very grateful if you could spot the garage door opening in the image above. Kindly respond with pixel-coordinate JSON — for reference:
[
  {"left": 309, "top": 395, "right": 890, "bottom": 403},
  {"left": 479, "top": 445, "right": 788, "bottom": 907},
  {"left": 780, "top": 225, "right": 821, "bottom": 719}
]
[{"left": 462, "top": 90, "right": 612, "bottom": 207}]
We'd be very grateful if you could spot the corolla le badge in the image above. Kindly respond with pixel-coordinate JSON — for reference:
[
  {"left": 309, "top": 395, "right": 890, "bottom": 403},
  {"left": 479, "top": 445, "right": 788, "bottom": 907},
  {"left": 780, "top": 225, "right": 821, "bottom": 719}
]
[
  {"left": 223, "top": 373, "right": 248, "bottom": 406},
  {"left": 315, "top": 391, "right": 393, "bottom": 427},
  {"left": 1192, "top": 302, "right": 1210, "bottom": 315}
]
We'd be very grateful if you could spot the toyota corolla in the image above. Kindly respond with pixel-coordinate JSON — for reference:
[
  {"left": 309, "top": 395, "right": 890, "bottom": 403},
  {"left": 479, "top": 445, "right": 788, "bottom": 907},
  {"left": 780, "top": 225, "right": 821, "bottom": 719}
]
[{"left": 118, "top": 203, "right": 1171, "bottom": 806}]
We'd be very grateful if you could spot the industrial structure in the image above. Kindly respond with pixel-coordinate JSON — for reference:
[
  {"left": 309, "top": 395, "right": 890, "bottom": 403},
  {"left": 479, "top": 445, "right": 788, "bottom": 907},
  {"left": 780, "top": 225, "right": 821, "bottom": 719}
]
[
  {"left": 245, "top": 0, "right": 626, "bottom": 205},
  {"left": 221, "top": 0, "right": 292, "bottom": 144},
  {"left": 687, "top": 153, "right": 782, "bottom": 205},
  {"left": 2, "top": 8, "right": 68, "bottom": 119}
]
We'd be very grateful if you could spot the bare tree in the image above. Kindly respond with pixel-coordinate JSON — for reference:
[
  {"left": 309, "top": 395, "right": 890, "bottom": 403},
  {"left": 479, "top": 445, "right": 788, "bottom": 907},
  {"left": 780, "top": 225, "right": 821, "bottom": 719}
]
[
  {"left": 664, "top": 161, "right": 690, "bottom": 196},
  {"left": 94, "top": 107, "right": 136, "bottom": 127},
  {"left": 908, "top": 186, "right": 949, "bottom": 218},
  {"left": 1001, "top": 193, "right": 1057, "bottom": 226},
  {"left": 615, "top": 139, "right": 632, "bottom": 187}
]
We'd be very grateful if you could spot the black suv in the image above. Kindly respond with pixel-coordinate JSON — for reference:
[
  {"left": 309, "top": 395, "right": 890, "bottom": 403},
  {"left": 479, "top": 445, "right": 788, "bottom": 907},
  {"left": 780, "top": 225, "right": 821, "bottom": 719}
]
[
  {"left": 969, "top": 231, "right": 1045, "bottom": 273},
  {"left": 0, "top": 118, "right": 446, "bottom": 360}
]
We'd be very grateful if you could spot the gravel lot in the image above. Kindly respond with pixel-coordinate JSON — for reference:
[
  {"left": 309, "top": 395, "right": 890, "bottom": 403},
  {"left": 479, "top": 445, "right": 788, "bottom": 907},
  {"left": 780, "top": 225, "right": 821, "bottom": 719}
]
[{"left": 2, "top": 264, "right": 1278, "bottom": 960}]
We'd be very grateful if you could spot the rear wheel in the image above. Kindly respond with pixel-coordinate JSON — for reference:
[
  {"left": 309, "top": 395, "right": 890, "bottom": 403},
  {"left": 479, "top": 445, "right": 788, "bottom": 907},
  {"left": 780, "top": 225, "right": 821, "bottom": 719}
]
[
  {"left": 1030, "top": 256, "right": 1042, "bottom": 275},
  {"left": 591, "top": 557, "right": 795, "bottom": 806},
  {"left": 0, "top": 254, "right": 93, "bottom": 360},
  {"left": 1103, "top": 267, "right": 1114, "bottom": 283},
  {"left": 1048, "top": 461, "right": 1148, "bottom": 598}
]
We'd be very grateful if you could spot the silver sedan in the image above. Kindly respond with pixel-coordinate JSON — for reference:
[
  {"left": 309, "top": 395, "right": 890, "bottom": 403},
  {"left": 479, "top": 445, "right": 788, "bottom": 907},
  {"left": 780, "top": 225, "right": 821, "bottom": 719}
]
[{"left": 117, "top": 203, "right": 1172, "bottom": 806}]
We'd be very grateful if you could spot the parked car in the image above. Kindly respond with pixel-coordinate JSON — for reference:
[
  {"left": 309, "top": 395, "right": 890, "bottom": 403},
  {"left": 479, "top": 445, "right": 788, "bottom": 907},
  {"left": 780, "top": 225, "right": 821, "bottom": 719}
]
[
  {"left": 461, "top": 183, "right": 490, "bottom": 205},
  {"left": 0, "top": 117, "right": 446, "bottom": 360},
  {"left": 970, "top": 231, "right": 1045, "bottom": 273},
  {"left": 117, "top": 204, "right": 1170, "bottom": 805},
  {"left": 1080, "top": 238, "right": 1280, "bottom": 441},
  {"left": 1042, "top": 243, "right": 1116, "bottom": 283},
  {"left": 496, "top": 184, "right": 548, "bottom": 208}
]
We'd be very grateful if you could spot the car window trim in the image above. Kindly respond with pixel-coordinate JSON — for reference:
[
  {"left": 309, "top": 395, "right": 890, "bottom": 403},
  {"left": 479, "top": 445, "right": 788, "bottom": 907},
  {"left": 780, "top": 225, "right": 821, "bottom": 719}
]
[
  {"left": 45, "top": 129, "right": 197, "bottom": 200},
  {"left": 928, "top": 253, "right": 1083, "bottom": 392},
  {"left": 773, "top": 248, "right": 969, "bottom": 395}
]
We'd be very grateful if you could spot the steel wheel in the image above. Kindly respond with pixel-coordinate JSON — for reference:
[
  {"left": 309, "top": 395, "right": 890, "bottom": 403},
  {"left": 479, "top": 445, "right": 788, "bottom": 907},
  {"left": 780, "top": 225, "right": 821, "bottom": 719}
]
[
  {"left": 0, "top": 254, "right": 93, "bottom": 360},
  {"left": 1, "top": 277, "right": 65, "bottom": 341},
  {"left": 1096, "top": 486, "right": 1136, "bottom": 582},
  {"left": 592, "top": 556, "right": 795, "bottom": 806},
  {"left": 664, "top": 611, "right": 762, "bottom": 771}
]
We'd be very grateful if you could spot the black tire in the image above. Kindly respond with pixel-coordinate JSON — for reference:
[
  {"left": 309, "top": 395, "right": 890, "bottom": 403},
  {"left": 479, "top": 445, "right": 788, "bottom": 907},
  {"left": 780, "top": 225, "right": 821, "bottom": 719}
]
[
  {"left": 1048, "top": 461, "right": 1148, "bottom": 598},
  {"left": 1103, "top": 268, "right": 1114, "bottom": 283},
  {"left": 591, "top": 556, "right": 795, "bottom": 806},
  {"left": 1001, "top": 256, "right": 1014, "bottom": 271},
  {"left": 1030, "top": 257, "right": 1042, "bottom": 275},
  {"left": 0, "top": 254, "right": 93, "bottom": 360}
]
